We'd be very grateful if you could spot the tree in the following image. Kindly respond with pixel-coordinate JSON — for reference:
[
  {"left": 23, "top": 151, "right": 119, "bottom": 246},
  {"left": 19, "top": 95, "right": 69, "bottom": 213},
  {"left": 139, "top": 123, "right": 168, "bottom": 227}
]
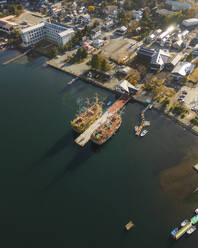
[
  {"left": 101, "top": 59, "right": 110, "bottom": 72},
  {"left": 50, "top": 47, "right": 58, "bottom": 58},
  {"left": 81, "top": 48, "right": 88, "bottom": 59},
  {"left": 90, "top": 54, "right": 100, "bottom": 69},
  {"left": 128, "top": 70, "right": 141, "bottom": 85},
  {"left": 88, "top": 6, "right": 95, "bottom": 13}
]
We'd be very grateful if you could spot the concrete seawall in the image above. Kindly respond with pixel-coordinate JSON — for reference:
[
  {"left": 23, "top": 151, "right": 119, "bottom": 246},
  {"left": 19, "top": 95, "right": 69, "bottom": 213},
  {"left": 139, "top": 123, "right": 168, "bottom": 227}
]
[{"left": 46, "top": 61, "right": 198, "bottom": 137}]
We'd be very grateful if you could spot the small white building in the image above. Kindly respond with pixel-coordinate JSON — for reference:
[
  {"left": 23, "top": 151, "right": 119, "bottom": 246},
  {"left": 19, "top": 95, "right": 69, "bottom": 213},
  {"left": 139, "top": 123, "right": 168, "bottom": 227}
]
[
  {"left": 192, "top": 44, "right": 198, "bottom": 55},
  {"left": 21, "top": 22, "right": 74, "bottom": 47},
  {"left": 150, "top": 49, "right": 170, "bottom": 71},
  {"left": 165, "top": 0, "right": 192, "bottom": 11},
  {"left": 172, "top": 39, "right": 183, "bottom": 50},
  {"left": 182, "top": 18, "right": 198, "bottom": 28},
  {"left": 92, "top": 39, "right": 104, "bottom": 48},
  {"left": 90, "top": 27, "right": 101, "bottom": 40},
  {"left": 116, "top": 80, "right": 138, "bottom": 94},
  {"left": 115, "top": 26, "right": 127, "bottom": 35},
  {"left": 132, "top": 9, "right": 143, "bottom": 21},
  {"left": 171, "top": 62, "right": 195, "bottom": 80},
  {"left": 117, "top": 66, "right": 132, "bottom": 75}
]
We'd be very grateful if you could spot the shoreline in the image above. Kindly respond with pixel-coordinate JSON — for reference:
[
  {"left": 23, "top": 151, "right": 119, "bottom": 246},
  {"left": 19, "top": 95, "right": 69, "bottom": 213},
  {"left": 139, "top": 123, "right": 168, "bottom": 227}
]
[{"left": 46, "top": 60, "right": 198, "bottom": 138}]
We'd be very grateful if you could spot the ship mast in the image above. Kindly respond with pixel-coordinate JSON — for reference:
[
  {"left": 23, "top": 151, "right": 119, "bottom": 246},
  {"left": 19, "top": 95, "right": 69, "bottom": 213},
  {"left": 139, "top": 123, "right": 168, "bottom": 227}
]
[
  {"left": 85, "top": 97, "right": 90, "bottom": 107},
  {"left": 95, "top": 93, "right": 98, "bottom": 104}
]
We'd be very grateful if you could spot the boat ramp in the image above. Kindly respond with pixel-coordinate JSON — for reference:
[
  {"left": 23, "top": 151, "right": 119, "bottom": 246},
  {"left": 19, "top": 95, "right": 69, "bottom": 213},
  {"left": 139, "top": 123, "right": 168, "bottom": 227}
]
[{"left": 75, "top": 94, "right": 131, "bottom": 147}]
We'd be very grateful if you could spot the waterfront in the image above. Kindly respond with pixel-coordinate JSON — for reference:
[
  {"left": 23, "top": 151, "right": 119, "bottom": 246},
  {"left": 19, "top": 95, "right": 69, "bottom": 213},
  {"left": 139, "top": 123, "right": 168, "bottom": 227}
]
[{"left": 1, "top": 50, "right": 198, "bottom": 248}]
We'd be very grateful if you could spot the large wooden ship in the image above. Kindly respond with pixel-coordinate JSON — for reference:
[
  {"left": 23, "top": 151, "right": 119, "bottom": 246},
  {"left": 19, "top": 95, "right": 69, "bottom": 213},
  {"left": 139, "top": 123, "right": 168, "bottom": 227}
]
[
  {"left": 71, "top": 96, "right": 103, "bottom": 133},
  {"left": 91, "top": 114, "right": 122, "bottom": 145}
]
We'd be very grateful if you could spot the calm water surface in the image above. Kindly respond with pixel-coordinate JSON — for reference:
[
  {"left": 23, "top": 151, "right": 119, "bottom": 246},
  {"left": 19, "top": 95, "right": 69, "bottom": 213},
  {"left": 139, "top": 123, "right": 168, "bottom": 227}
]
[{"left": 0, "top": 50, "right": 198, "bottom": 248}]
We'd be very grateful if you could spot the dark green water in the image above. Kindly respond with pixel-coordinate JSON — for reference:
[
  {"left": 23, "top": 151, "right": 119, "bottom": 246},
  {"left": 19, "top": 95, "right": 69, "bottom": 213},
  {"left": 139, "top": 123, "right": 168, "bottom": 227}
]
[{"left": 0, "top": 50, "right": 198, "bottom": 248}]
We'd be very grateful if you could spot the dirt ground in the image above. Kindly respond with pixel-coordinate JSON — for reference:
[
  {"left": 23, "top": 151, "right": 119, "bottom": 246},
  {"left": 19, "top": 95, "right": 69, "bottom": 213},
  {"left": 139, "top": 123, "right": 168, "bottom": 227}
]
[
  {"left": 13, "top": 10, "right": 47, "bottom": 27},
  {"left": 101, "top": 36, "right": 138, "bottom": 62}
]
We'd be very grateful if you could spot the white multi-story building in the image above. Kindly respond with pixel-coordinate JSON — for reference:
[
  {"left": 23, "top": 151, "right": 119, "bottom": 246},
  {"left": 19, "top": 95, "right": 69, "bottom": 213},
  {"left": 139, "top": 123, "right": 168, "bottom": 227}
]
[{"left": 21, "top": 22, "right": 74, "bottom": 47}]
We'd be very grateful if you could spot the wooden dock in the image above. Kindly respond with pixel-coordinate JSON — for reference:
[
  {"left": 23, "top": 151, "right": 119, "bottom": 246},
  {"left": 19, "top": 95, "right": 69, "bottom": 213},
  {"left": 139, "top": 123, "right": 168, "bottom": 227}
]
[
  {"left": 75, "top": 94, "right": 131, "bottom": 147},
  {"left": 2, "top": 49, "right": 31, "bottom": 65},
  {"left": 75, "top": 111, "right": 111, "bottom": 147}
]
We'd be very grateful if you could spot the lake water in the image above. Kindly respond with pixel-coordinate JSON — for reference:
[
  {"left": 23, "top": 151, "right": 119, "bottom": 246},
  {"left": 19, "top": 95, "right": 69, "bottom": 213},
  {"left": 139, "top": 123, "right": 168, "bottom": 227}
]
[{"left": 0, "top": 50, "right": 198, "bottom": 248}]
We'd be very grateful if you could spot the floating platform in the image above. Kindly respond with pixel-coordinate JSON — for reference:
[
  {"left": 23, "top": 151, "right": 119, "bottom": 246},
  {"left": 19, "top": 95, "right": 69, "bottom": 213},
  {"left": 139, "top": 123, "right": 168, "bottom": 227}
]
[
  {"left": 125, "top": 221, "right": 134, "bottom": 231},
  {"left": 193, "top": 164, "right": 198, "bottom": 172}
]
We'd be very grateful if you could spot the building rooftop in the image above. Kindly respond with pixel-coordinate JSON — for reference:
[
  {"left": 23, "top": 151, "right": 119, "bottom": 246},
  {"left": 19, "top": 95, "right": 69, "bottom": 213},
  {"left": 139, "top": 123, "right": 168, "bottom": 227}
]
[
  {"left": 172, "top": 62, "right": 195, "bottom": 77},
  {"left": 59, "top": 28, "right": 74, "bottom": 37},
  {"left": 21, "top": 22, "right": 45, "bottom": 33}
]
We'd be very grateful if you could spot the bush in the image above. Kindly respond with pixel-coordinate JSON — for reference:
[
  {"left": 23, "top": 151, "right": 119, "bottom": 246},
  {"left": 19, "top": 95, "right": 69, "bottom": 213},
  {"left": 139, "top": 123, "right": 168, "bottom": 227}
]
[
  {"left": 190, "top": 117, "right": 198, "bottom": 126},
  {"left": 172, "top": 104, "right": 188, "bottom": 116}
]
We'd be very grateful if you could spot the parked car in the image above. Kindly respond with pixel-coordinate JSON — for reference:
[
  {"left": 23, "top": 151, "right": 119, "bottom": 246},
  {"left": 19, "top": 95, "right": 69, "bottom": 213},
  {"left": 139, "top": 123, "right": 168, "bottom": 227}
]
[
  {"left": 178, "top": 98, "right": 185, "bottom": 103},
  {"left": 191, "top": 106, "right": 198, "bottom": 112}
]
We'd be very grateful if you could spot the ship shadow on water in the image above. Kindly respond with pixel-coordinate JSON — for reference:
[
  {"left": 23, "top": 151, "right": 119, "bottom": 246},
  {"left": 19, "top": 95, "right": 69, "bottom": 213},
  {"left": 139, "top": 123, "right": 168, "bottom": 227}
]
[
  {"left": 44, "top": 144, "right": 94, "bottom": 191},
  {"left": 27, "top": 131, "right": 77, "bottom": 173},
  {"left": 43, "top": 131, "right": 77, "bottom": 159}
]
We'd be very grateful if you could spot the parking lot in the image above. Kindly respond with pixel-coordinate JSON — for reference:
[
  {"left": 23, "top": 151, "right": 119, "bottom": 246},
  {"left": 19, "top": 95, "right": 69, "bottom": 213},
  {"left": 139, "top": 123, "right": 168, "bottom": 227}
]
[
  {"left": 179, "top": 86, "right": 198, "bottom": 111},
  {"left": 101, "top": 35, "right": 138, "bottom": 62}
]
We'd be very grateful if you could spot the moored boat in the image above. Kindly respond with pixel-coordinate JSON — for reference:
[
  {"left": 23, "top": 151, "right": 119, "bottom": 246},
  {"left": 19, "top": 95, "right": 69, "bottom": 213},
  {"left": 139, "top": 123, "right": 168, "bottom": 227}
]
[
  {"left": 91, "top": 114, "right": 122, "bottom": 145},
  {"left": 172, "top": 222, "right": 192, "bottom": 240},
  {"left": 71, "top": 96, "right": 103, "bottom": 133},
  {"left": 140, "top": 130, "right": 148, "bottom": 137},
  {"left": 181, "top": 219, "right": 189, "bottom": 227},
  {"left": 171, "top": 228, "right": 178, "bottom": 236},
  {"left": 187, "top": 226, "right": 196, "bottom": 235},
  {"left": 134, "top": 126, "right": 138, "bottom": 132}
]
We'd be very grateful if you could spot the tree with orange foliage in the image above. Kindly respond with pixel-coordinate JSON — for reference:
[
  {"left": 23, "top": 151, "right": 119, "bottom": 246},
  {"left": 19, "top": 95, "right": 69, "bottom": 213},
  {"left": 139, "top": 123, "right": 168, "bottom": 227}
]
[
  {"left": 88, "top": 6, "right": 95, "bottom": 13},
  {"left": 128, "top": 70, "right": 141, "bottom": 86}
]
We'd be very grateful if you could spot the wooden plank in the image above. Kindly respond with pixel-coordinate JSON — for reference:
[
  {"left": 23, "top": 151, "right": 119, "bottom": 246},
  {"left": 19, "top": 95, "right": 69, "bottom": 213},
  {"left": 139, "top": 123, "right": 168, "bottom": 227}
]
[{"left": 125, "top": 221, "right": 134, "bottom": 230}]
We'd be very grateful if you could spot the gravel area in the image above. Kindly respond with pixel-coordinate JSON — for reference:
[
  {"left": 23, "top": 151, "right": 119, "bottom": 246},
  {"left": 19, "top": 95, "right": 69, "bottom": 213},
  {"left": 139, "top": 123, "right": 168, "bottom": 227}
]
[{"left": 13, "top": 10, "right": 47, "bottom": 26}]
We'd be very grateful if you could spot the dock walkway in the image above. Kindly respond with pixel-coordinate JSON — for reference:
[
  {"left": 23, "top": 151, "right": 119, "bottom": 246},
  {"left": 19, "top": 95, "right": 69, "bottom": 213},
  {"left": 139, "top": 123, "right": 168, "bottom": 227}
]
[
  {"left": 2, "top": 49, "right": 31, "bottom": 65},
  {"left": 75, "top": 94, "right": 131, "bottom": 147}
]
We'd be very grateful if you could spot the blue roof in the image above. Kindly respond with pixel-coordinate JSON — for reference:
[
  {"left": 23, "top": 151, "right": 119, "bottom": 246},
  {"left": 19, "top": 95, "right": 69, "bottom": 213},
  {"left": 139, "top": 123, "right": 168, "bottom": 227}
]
[{"left": 166, "top": 1, "right": 192, "bottom": 8}]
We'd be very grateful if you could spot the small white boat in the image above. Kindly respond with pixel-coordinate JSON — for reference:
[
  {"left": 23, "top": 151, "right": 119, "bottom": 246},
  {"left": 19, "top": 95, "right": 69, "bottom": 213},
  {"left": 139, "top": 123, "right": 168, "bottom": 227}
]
[
  {"left": 140, "top": 130, "right": 148, "bottom": 137},
  {"left": 68, "top": 78, "right": 76, "bottom": 85},
  {"left": 187, "top": 226, "right": 196, "bottom": 235},
  {"left": 134, "top": 126, "right": 138, "bottom": 132},
  {"left": 181, "top": 219, "right": 189, "bottom": 227},
  {"left": 149, "top": 104, "right": 153, "bottom": 109}
]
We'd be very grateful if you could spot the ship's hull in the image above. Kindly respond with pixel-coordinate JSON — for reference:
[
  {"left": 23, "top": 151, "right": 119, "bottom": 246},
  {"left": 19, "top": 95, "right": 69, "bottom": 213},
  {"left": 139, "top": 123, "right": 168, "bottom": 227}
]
[{"left": 91, "top": 117, "right": 122, "bottom": 145}]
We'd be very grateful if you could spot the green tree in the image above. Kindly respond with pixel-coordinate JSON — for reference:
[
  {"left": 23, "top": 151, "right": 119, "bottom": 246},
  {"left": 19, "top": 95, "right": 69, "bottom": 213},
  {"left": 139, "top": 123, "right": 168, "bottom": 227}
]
[
  {"left": 50, "top": 47, "right": 58, "bottom": 58},
  {"left": 81, "top": 48, "right": 88, "bottom": 59},
  {"left": 91, "top": 54, "right": 100, "bottom": 69},
  {"left": 101, "top": 59, "right": 110, "bottom": 72}
]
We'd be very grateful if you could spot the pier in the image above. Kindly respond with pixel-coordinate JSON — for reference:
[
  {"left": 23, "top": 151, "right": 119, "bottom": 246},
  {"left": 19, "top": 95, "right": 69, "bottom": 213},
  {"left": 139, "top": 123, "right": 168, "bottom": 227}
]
[
  {"left": 2, "top": 49, "right": 31, "bottom": 65},
  {"left": 75, "top": 94, "right": 131, "bottom": 147},
  {"left": 135, "top": 103, "right": 152, "bottom": 136}
]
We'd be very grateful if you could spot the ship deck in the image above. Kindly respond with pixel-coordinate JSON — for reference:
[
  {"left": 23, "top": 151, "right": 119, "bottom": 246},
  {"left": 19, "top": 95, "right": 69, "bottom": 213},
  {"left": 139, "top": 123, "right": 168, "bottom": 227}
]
[{"left": 75, "top": 94, "right": 131, "bottom": 147}]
